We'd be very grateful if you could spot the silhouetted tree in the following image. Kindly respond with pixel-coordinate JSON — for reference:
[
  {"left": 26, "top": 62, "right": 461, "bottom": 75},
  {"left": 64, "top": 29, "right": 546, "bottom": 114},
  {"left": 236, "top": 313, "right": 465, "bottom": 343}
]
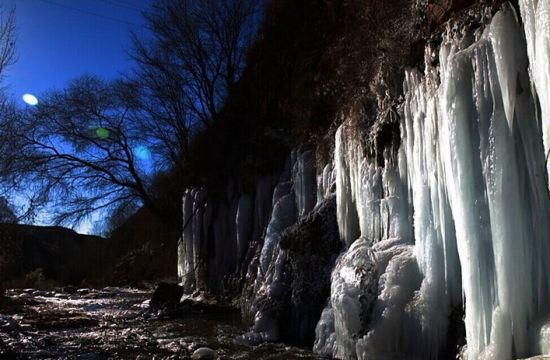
[
  {"left": 132, "top": 0, "right": 262, "bottom": 127},
  {"left": 0, "top": 6, "right": 15, "bottom": 82},
  {"left": 0, "top": 6, "right": 15, "bottom": 298},
  {"left": 0, "top": 197, "right": 17, "bottom": 224},
  {"left": 0, "top": 76, "right": 166, "bottom": 226},
  {"left": 0, "top": 0, "right": 263, "bottom": 230}
]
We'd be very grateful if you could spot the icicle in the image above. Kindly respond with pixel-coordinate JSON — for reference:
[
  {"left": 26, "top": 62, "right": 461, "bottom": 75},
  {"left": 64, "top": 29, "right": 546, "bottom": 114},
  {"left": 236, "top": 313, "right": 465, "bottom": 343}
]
[
  {"left": 319, "top": 4, "right": 550, "bottom": 359},
  {"left": 258, "top": 191, "right": 296, "bottom": 275},
  {"left": 317, "top": 162, "right": 336, "bottom": 205},
  {"left": 335, "top": 126, "right": 361, "bottom": 246},
  {"left": 520, "top": 0, "right": 550, "bottom": 184},
  {"left": 335, "top": 126, "right": 386, "bottom": 246},
  {"left": 179, "top": 190, "right": 196, "bottom": 292}
]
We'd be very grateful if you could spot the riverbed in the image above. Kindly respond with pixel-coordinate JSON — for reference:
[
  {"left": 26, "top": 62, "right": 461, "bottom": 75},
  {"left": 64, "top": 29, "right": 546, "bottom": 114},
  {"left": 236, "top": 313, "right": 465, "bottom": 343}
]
[{"left": 0, "top": 287, "right": 324, "bottom": 359}]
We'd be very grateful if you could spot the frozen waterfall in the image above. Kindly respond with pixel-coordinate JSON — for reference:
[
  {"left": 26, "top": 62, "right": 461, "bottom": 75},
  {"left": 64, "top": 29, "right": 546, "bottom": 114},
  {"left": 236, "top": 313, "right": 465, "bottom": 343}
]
[
  {"left": 176, "top": 2, "right": 550, "bottom": 359},
  {"left": 317, "top": 3, "right": 550, "bottom": 359}
]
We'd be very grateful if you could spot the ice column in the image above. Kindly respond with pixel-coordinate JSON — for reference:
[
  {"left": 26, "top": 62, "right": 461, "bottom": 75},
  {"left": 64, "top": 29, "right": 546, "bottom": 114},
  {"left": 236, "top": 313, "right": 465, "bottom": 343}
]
[
  {"left": 520, "top": 0, "right": 550, "bottom": 184},
  {"left": 401, "top": 5, "right": 550, "bottom": 359},
  {"left": 324, "top": 4, "right": 550, "bottom": 359}
]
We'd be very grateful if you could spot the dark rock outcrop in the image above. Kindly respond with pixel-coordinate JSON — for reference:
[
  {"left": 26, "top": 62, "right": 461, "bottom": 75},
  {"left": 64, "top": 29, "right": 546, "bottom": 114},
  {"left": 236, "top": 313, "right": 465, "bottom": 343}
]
[
  {"left": 243, "top": 196, "right": 341, "bottom": 346},
  {"left": 282, "top": 195, "right": 341, "bottom": 345}
]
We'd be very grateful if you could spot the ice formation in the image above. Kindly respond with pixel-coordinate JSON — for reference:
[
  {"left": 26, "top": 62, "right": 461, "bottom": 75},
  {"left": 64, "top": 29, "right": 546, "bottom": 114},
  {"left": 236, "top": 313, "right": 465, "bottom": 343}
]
[
  {"left": 178, "top": 174, "right": 279, "bottom": 293},
  {"left": 258, "top": 189, "right": 295, "bottom": 275},
  {"left": 178, "top": 188, "right": 207, "bottom": 292},
  {"left": 320, "top": 133, "right": 424, "bottom": 358},
  {"left": 317, "top": 162, "right": 335, "bottom": 205},
  {"left": 178, "top": 148, "right": 323, "bottom": 342},
  {"left": 317, "top": 3, "right": 550, "bottom": 359},
  {"left": 407, "top": 6, "right": 550, "bottom": 358},
  {"left": 520, "top": 0, "right": 550, "bottom": 183},
  {"left": 177, "top": 2, "right": 550, "bottom": 359},
  {"left": 241, "top": 148, "right": 322, "bottom": 342}
]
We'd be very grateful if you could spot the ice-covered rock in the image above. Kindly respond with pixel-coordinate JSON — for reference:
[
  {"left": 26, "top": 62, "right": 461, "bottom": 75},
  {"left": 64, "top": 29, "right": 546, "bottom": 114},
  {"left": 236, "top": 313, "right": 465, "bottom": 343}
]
[
  {"left": 238, "top": 151, "right": 344, "bottom": 345},
  {"left": 330, "top": 237, "right": 378, "bottom": 359},
  {"left": 240, "top": 196, "right": 341, "bottom": 346},
  {"left": 356, "top": 242, "right": 422, "bottom": 358},
  {"left": 283, "top": 195, "right": 341, "bottom": 345},
  {"left": 177, "top": 176, "right": 278, "bottom": 295},
  {"left": 258, "top": 191, "right": 296, "bottom": 276},
  {"left": 313, "top": 306, "right": 337, "bottom": 356}
]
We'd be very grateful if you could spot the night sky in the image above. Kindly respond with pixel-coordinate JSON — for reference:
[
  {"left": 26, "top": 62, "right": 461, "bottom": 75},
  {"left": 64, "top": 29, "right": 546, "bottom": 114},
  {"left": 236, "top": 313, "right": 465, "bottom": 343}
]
[{"left": 3, "top": 0, "right": 151, "bottom": 105}]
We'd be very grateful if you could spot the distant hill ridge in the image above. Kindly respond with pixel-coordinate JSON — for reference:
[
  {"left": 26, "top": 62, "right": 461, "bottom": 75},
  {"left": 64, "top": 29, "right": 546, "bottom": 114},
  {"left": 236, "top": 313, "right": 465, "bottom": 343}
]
[{"left": 0, "top": 223, "right": 113, "bottom": 286}]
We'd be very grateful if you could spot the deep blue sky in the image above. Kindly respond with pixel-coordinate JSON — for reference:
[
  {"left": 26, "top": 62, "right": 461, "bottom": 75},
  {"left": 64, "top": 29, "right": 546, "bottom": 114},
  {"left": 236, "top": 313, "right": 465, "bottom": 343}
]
[
  {"left": 3, "top": 0, "right": 152, "bottom": 104},
  {"left": 2, "top": 0, "right": 152, "bottom": 233}
]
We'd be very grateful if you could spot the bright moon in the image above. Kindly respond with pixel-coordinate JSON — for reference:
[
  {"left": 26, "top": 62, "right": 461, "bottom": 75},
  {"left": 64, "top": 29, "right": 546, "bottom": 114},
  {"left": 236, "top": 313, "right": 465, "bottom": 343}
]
[{"left": 22, "top": 93, "right": 38, "bottom": 106}]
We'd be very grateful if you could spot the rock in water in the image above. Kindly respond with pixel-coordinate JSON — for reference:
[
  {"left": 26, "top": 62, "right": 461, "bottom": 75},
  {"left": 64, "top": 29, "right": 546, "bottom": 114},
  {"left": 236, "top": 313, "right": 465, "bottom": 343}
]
[
  {"left": 191, "top": 347, "right": 217, "bottom": 359},
  {"left": 149, "top": 283, "right": 183, "bottom": 311}
]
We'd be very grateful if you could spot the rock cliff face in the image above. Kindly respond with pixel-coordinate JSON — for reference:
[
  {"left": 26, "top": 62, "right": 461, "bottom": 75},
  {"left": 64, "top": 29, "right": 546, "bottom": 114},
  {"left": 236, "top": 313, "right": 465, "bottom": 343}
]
[{"left": 177, "top": 1, "right": 550, "bottom": 359}]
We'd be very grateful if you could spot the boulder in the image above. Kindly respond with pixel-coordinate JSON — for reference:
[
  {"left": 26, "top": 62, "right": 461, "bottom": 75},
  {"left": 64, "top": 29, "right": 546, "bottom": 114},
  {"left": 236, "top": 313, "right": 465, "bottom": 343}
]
[
  {"left": 149, "top": 282, "right": 183, "bottom": 311},
  {"left": 191, "top": 347, "right": 217, "bottom": 359}
]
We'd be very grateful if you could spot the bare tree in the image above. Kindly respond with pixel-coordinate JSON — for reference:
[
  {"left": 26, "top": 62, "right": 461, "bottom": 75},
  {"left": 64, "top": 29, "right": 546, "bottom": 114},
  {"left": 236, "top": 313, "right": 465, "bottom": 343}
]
[
  {"left": 0, "top": 76, "right": 163, "bottom": 226},
  {"left": 0, "top": 6, "right": 15, "bottom": 299},
  {"left": 0, "top": 6, "right": 15, "bottom": 81},
  {"left": 133, "top": 0, "right": 262, "bottom": 127},
  {"left": 0, "top": 0, "right": 263, "bottom": 231},
  {"left": 0, "top": 196, "right": 16, "bottom": 224}
]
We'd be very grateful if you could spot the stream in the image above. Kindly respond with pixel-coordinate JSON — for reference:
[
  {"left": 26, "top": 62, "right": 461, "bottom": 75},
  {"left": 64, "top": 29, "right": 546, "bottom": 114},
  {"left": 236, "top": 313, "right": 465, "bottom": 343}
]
[{"left": 0, "top": 287, "right": 323, "bottom": 359}]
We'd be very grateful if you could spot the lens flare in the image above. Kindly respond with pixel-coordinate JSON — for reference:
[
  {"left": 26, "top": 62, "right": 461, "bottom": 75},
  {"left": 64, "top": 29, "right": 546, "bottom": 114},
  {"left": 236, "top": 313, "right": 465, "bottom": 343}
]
[
  {"left": 22, "top": 94, "right": 38, "bottom": 106},
  {"left": 134, "top": 145, "right": 151, "bottom": 161},
  {"left": 95, "top": 127, "right": 110, "bottom": 139}
]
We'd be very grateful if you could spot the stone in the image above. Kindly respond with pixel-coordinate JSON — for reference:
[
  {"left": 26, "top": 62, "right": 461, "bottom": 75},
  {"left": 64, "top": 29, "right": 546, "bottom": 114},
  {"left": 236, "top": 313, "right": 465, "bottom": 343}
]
[
  {"left": 149, "top": 283, "right": 183, "bottom": 311},
  {"left": 191, "top": 347, "right": 218, "bottom": 359}
]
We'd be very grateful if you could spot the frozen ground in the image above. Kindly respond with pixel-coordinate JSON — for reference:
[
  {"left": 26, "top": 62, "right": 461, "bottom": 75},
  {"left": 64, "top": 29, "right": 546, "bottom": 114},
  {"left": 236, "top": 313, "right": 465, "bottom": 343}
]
[{"left": 0, "top": 287, "right": 322, "bottom": 359}]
